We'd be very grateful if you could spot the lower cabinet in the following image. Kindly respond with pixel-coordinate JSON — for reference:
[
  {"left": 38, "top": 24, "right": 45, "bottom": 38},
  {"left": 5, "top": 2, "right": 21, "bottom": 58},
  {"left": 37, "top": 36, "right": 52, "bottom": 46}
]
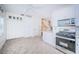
[
  {"left": 76, "top": 27, "right": 79, "bottom": 54},
  {"left": 43, "top": 31, "right": 53, "bottom": 45}
]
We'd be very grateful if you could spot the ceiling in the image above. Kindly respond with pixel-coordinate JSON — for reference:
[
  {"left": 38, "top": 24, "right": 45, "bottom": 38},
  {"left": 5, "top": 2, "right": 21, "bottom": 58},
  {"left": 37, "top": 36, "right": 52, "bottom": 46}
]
[{"left": 2, "top": 4, "right": 72, "bottom": 17}]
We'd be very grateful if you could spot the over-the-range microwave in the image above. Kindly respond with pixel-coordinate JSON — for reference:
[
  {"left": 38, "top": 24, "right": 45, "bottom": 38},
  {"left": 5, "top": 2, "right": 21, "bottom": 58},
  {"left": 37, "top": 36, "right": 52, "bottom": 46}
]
[{"left": 58, "top": 18, "right": 75, "bottom": 26}]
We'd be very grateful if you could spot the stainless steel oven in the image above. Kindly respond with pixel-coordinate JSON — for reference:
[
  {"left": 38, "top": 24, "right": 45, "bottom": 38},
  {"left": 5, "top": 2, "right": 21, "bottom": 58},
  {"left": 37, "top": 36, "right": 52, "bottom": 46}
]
[{"left": 56, "top": 37, "right": 75, "bottom": 53}]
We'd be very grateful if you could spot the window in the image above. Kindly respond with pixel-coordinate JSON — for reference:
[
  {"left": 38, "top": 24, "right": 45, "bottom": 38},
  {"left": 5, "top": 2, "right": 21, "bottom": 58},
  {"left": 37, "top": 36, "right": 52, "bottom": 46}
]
[
  {"left": 17, "top": 17, "right": 19, "bottom": 20},
  {"left": 20, "top": 17, "right": 22, "bottom": 20},
  {"left": 13, "top": 16, "right": 15, "bottom": 19},
  {"left": 9, "top": 16, "right": 12, "bottom": 19}
]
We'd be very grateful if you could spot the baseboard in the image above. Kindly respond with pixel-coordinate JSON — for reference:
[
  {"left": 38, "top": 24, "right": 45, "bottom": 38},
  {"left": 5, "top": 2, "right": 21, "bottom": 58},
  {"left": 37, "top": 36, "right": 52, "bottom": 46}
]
[{"left": 7, "top": 35, "right": 41, "bottom": 40}]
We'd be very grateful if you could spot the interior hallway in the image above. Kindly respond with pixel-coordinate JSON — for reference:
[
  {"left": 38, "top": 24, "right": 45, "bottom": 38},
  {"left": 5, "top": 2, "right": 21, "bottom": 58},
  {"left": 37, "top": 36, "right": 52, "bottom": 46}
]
[{"left": 0, "top": 36, "right": 63, "bottom": 54}]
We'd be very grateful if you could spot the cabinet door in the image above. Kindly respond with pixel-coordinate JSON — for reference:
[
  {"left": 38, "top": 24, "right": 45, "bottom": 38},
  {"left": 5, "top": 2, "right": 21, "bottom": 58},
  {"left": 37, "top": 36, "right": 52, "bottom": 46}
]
[
  {"left": 75, "top": 19, "right": 79, "bottom": 26},
  {"left": 43, "top": 31, "right": 53, "bottom": 45},
  {"left": 76, "top": 27, "right": 79, "bottom": 53}
]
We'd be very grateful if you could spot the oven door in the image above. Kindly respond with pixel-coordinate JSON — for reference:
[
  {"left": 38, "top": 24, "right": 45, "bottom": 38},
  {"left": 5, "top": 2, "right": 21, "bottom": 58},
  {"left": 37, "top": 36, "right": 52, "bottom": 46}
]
[{"left": 56, "top": 37, "right": 75, "bottom": 52}]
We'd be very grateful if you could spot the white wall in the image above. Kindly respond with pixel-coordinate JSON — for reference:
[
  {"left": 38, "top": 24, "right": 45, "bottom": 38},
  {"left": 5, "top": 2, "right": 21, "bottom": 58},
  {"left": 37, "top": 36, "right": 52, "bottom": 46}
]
[
  {"left": 6, "top": 5, "right": 65, "bottom": 40},
  {"left": 6, "top": 12, "right": 40, "bottom": 39}
]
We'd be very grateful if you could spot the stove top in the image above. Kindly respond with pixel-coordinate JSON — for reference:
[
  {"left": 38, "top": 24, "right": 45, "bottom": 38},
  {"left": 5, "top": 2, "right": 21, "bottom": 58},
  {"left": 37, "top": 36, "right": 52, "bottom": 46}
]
[{"left": 56, "top": 31, "right": 75, "bottom": 39}]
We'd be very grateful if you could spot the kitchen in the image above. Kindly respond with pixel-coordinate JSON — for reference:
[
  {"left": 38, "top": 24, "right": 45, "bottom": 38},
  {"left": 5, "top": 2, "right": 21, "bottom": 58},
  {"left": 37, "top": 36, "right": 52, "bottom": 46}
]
[{"left": 0, "top": 4, "right": 79, "bottom": 54}]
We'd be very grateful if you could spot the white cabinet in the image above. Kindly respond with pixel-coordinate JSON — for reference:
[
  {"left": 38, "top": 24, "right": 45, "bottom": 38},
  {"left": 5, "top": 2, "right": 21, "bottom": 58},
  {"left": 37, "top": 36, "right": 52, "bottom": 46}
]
[
  {"left": 43, "top": 31, "right": 53, "bottom": 45},
  {"left": 75, "top": 19, "right": 79, "bottom": 26},
  {"left": 76, "top": 27, "right": 79, "bottom": 53}
]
